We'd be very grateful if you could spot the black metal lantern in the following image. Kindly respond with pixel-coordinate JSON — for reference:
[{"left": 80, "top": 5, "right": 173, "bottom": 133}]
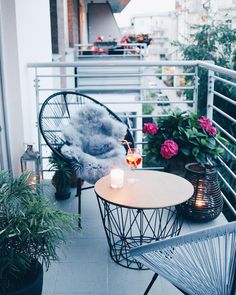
[
  {"left": 20, "top": 145, "right": 41, "bottom": 192},
  {"left": 178, "top": 163, "right": 223, "bottom": 222}
]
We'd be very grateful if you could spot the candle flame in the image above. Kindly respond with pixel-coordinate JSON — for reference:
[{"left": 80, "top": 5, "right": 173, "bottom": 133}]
[{"left": 195, "top": 199, "right": 206, "bottom": 208}]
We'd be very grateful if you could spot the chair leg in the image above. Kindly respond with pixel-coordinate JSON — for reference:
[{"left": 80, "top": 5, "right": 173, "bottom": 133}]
[
  {"left": 76, "top": 179, "right": 82, "bottom": 228},
  {"left": 144, "top": 273, "right": 158, "bottom": 295}
]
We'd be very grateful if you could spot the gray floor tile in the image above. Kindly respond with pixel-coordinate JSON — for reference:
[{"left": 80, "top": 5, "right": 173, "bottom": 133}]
[
  {"left": 60, "top": 238, "right": 109, "bottom": 263},
  {"left": 108, "top": 263, "right": 163, "bottom": 294},
  {"left": 161, "top": 277, "right": 183, "bottom": 295},
  {"left": 42, "top": 262, "right": 59, "bottom": 294},
  {"left": 54, "top": 262, "right": 108, "bottom": 293}
]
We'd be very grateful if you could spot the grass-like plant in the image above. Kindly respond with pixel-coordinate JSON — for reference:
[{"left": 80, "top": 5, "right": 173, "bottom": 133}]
[{"left": 0, "top": 171, "right": 77, "bottom": 293}]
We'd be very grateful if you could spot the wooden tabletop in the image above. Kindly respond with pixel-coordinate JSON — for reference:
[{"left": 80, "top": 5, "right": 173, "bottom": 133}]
[{"left": 94, "top": 170, "right": 194, "bottom": 209}]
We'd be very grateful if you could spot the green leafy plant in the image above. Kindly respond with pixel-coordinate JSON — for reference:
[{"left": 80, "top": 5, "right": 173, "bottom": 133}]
[
  {"left": 0, "top": 171, "right": 76, "bottom": 293},
  {"left": 143, "top": 112, "right": 228, "bottom": 168},
  {"left": 173, "top": 19, "right": 236, "bottom": 116},
  {"left": 49, "top": 153, "right": 74, "bottom": 199}
]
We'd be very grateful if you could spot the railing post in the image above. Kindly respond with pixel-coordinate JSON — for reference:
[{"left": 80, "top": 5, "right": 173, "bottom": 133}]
[
  {"left": 193, "top": 65, "right": 199, "bottom": 113},
  {"left": 34, "top": 68, "right": 42, "bottom": 176},
  {"left": 207, "top": 69, "right": 215, "bottom": 120}
]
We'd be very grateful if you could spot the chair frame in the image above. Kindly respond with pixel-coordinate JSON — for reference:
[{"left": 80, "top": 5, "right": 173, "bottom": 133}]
[
  {"left": 130, "top": 221, "right": 236, "bottom": 295},
  {"left": 39, "top": 91, "right": 134, "bottom": 227}
]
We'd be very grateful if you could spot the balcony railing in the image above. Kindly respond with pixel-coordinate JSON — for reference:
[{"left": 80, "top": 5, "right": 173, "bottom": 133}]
[
  {"left": 27, "top": 59, "right": 236, "bottom": 218},
  {"left": 74, "top": 42, "right": 148, "bottom": 60}
]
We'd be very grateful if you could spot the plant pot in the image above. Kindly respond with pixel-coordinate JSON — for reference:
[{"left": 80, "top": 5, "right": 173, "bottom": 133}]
[
  {"left": 3, "top": 261, "right": 43, "bottom": 295},
  {"left": 177, "top": 163, "right": 223, "bottom": 222},
  {"left": 55, "top": 185, "right": 71, "bottom": 200},
  {"left": 70, "top": 170, "right": 78, "bottom": 188}
]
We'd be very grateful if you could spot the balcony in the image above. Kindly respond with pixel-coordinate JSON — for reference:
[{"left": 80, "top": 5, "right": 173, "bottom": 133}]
[
  {"left": 28, "top": 58, "right": 235, "bottom": 219},
  {"left": 26, "top": 58, "right": 235, "bottom": 294}
]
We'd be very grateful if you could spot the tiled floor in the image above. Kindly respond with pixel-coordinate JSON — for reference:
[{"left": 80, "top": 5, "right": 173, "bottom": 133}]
[{"left": 42, "top": 182, "right": 226, "bottom": 295}]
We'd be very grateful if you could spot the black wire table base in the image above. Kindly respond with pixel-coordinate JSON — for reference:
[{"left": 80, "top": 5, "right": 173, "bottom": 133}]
[{"left": 96, "top": 197, "right": 183, "bottom": 270}]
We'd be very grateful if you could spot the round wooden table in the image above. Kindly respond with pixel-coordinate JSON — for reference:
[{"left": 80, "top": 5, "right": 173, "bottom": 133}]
[{"left": 95, "top": 170, "right": 194, "bottom": 269}]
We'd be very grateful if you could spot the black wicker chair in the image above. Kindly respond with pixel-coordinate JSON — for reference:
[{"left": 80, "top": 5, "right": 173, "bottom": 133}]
[{"left": 39, "top": 91, "right": 134, "bottom": 227}]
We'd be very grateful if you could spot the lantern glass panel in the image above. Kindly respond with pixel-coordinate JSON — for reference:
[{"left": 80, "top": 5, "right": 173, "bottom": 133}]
[{"left": 20, "top": 145, "right": 41, "bottom": 190}]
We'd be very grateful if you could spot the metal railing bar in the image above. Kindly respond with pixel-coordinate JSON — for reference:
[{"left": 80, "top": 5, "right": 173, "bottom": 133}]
[
  {"left": 119, "top": 114, "right": 161, "bottom": 118},
  {"left": 38, "top": 100, "right": 193, "bottom": 107},
  {"left": 211, "top": 105, "right": 236, "bottom": 123},
  {"left": 27, "top": 60, "right": 199, "bottom": 68},
  {"left": 221, "top": 191, "right": 236, "bottom": 216},
  {"left": 77, "top": 54, "right": 142, "bottom": 58},
  {"left": 217, "top": 157, "right": 236, "bottom": 179},
  {"left": 212, "top": 90, "right": 236, "bottom": 106},
  {"left": 215, "top": 138, "right": 236, "bottom": 160},
  {"left": 74, "top": 42, "right": 147, "bottom": 47},
  {"left": 76, "top": 85, "right": 193, "bottom": 89},
  {"left": 214, "top": 75, "right": 236, "bottom": 88},
  {"left": 37, "top": 86, "right": 195, "bottom": 91},
  {"left": 36, "top": 73, "right": 195, "bottom": 78},
  {"left": 218, "top": 172, "right": 236, "bottom": 198},
  {"left": 90, "top": 100, "right": 194, "bottom": 105},
  {"left": 213, "top": 120, "right": 236, "bottom": 144},
  {"left": 76, "top": 83, "right": 141, "bottom": 87},
  {"left": 199, "top": 61, "right": 236, "bottom": 79}
]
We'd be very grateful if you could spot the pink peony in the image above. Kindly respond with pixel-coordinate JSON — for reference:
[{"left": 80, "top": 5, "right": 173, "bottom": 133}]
[
  {"left": 198, "top": 116, "right": 217, "bottom": 136},
  {"left": 160, "top": 140, "right": 179, "bottom": 159},
  {"left": 143, "top": 123, "right": 158, "bottom": 134}
]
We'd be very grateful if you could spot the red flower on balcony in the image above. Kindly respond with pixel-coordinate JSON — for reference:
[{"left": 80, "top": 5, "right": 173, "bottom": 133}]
[
  {"left": 143, "top": 123, "right": 158, "bottom": 134},
  {"left": 160, "top": 140, "right": 179, "bottom": 159},
  {"left": 198, "top": 116, "right": 217, "bottom": 136}
]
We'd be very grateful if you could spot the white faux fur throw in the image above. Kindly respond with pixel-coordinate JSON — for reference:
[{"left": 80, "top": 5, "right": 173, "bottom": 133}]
[{"left": 61, "top": 104, "right": 127, "bottom": 184}]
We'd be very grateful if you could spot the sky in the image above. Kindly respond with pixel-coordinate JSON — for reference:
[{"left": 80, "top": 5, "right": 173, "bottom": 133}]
[{"left": 114, "top": 0, "right": 175, "bottom": 27}]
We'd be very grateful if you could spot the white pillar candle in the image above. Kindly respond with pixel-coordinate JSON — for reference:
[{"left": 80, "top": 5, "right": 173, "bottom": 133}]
[{"left": 110, "top": 168, "right": 124, "bottom": 189}]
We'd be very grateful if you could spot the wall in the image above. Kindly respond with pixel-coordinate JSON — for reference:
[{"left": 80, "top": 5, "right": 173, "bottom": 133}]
[
  {"left": 80, "top": 0, "right": 88, "bottom": 44},
  {"left": 87, "top": 3, "right": 121, "bottom": 42},
  {"left": 0, "top": 0, "right": 52, "bottom": 174}
]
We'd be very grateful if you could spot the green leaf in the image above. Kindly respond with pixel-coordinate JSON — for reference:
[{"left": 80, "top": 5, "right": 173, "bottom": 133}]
[
  {"left": 200, "top": 139, "right": 208, "bottom": 146},
  {"left": 192, "top": 147, "right": 200, "bottom": 156},
  {"left": 181, "top": 148, "right": 191, "bottom": 156},
  {"left": 207, "top": 137, "right": 216, "bottom": 148}
]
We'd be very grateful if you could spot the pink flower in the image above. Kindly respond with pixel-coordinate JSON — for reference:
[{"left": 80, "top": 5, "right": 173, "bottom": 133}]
[
  {"left": 198, "top": 116, "right": 217, "bottom": 136},
  {"left": 143, "top": 123, "right": 159, "bottom": 134},
  {"left": 208, "top": 126, "right": 217, "bottom": 136},
  {"left": 160, "top": 140, "right": 179, "bottom": 159}
]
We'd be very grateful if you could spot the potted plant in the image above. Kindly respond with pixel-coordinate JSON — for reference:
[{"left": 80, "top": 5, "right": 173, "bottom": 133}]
[
  {"left": 143, "top": 111, "right": 228, "bottom": 174},
  {"left": 0, "top": 171, "right": 76, "bottom": 295},
  {"left": 49, "top": 153, "right": 75, "bottom": 200}
]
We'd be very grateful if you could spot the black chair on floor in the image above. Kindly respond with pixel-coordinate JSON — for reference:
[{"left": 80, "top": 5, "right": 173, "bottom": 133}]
[{"left": 39, "top": 91, "right": 134, "bottom": 227}]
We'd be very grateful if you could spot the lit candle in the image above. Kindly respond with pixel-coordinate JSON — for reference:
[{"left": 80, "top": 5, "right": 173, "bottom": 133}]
[
  {"left": 195, "top": 199, "right": 206, "bottom": 208},
  {"left": 29, "top": 175, "right": 36, "bottom": 185},
  {"left": 110, "top": 168, "right": 124, "bottom": 189}
]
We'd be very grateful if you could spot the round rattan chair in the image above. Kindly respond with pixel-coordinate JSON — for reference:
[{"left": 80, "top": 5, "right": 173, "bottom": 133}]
[
  {"left": 39, "top": 91, "right": 134, "bottom": 227},
  {"left": 130, "top": 221, "right": 236, "bottom": 295}
]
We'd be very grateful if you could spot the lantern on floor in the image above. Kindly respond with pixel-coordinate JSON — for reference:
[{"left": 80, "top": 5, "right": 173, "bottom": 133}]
[
  {"left": 178, "top": 163, "right": 223, "bottom": 222},
  {"left": 20, "top": 144, "right": 41, "bottom": 192}
]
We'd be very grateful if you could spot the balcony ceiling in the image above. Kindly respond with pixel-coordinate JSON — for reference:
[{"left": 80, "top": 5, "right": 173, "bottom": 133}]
[{"left": 88, "top": 0, "right": 131, "bottom": 13}]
